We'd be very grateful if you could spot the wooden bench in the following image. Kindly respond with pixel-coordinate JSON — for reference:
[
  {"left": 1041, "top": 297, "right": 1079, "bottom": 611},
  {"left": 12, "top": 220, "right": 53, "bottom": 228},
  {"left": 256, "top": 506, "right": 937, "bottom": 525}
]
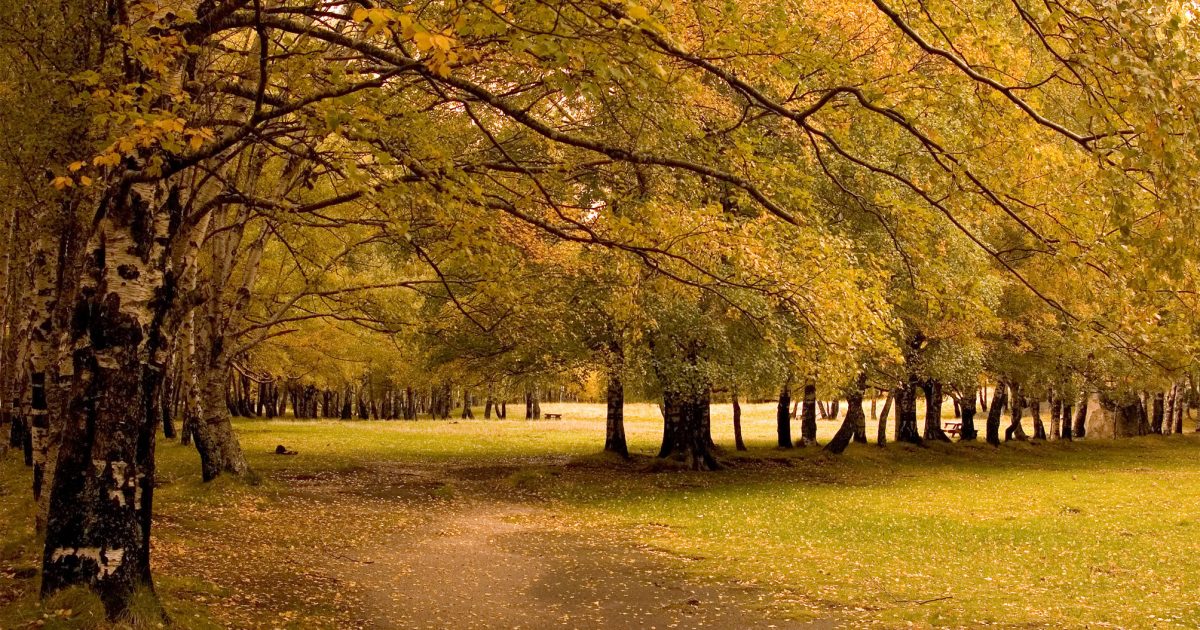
[
  {"left": 944, "top": 421, "right": 962, "bottom": 437},
  {"left": 543, "top": 413, "right": 562, "bottom": 420}
]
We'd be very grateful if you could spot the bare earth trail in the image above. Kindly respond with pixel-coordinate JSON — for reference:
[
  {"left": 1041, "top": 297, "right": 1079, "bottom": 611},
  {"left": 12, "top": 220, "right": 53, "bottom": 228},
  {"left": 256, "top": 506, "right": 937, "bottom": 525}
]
[{"left": 318, "top": 462, "right": 826, "bottom": 630}]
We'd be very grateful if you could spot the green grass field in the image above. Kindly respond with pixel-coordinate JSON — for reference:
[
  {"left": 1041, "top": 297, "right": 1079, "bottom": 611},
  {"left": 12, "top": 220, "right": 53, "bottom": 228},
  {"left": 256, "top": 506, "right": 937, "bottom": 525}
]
[{"left": 3, "top": 401, "right": 1200, "bottom": 628}]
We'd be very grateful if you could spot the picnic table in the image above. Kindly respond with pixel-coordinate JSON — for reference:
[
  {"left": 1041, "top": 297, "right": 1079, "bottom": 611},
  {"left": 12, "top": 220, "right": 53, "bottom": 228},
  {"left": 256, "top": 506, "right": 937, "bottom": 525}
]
[
  {"left": 943, "top": 421, "right": 962, "bottom": 437},
  {"left": 543, "top": 413, "right": 563, "bottom": 420}
]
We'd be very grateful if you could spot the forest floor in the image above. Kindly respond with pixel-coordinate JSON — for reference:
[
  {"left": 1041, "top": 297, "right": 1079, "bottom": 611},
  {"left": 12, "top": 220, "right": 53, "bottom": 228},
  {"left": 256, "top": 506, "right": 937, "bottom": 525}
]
[{"left": 2, "top": 402, "right": 1200, "bottom": 629}]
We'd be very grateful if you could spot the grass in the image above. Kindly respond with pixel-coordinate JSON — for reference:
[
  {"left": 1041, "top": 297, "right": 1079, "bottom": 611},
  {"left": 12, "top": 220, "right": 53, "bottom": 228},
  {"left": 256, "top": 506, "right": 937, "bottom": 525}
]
[{"left": 2, "top": 400, "right": 1199, "bottom": 628}]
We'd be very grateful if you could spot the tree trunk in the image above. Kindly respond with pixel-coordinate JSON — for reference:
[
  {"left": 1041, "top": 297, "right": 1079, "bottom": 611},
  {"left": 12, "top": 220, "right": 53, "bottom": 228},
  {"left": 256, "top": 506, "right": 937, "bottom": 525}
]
[
  {"left": 775, "top": 380, "right": 792, "bottom": 448},
  {"left": 985, "top": 382, "right": 1007, "bottom": 446},
  {"left": 877, "top": 390, "right": 893, "bottom": 446},
  {"left": 161, "top": 376, "right": 176, "bottom": 439},
  {"left": 959, "top": 387, "right": 978, "bottom": 441},
  {"left": 1173, "top": 382, "right": 1185, "bottom": 433},
  {"left": 922, "top": 380, "right": 950, "bottom": 441},
  {"left": 1060, "top": 402, "right": 1074, "bottom": 440},
  {"left": 461, "top": 389, "right": 473, "bottom": 419},
  {"left": 799, "top": 379, "right": 818, "bottom": 446},
  {"left": 1137, "top": 393, "right": 1151, "bottom": 435},
  {"left": 1151, "top": 392, "right": 1165, "bottom": 434},
  {"left": 1049, "top": 396, "right": 1062, "bottom": 440},
  {"left": 732, "top": 385, "right": 746, "bottom": 451},
  {"left": 1031, "top": 399, "right": 1047, "bottom": 440},
  {"left": 41, "top": 180, "right": 178, "bottom": 617},
  {"left": 657, "top": 388, "right": 719, "bottom": 470},
  {"left": 826, "top": 373, "right": 866, "bottom": 454},
  {"left": 192, "top": 365, "right": 249, "bottom": 482},
  {"left": 604, "top": 370, "right": 627, "bottom": 457},
  {"left": 895, "top": 375, "right": 922, "bottom": 444},
  {"left": 1165, "top": 386, "right": 1176, "bottom": 434},
  {"left": 1073, "top": 393, "right": 1088, "bottom": 438},
  {"left": 1005, "top": 383, "right": 1028, "bottom": 441}
]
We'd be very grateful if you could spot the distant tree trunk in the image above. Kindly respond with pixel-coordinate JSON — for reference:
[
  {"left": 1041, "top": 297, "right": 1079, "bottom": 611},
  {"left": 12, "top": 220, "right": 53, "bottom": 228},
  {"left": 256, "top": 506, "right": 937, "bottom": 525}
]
[
  {"left": 160, "top": 376, "right": 176, "bottom": 439},
  {"left": 978, "top": 388, "right": 989, "bottom": 412},
  {"left": 1137, "top": 393, "right": 1151, "bottom": 435},
  {"left": 776, "top": 379, "right": 792, "bottom": 448},
  {"left": 731, "top": 385, "right": 746, "bottom": 451},
  {"left": 1060, "top": 402, "right": 1074, "bottom": 440},
  {"left": 1164, "top": 386, "right": 1176, "bottom": 434},
  {"left": 604, "top": 369, "right": 627, "bottom": 458},
  {"left": 877, "top": 390, "right": 894, "bottom": 447},
  {"left": 192, "top": 366, "right": 250, "bottom": 482},
  {"left": 799, "top": 379, "right": 818, "bottom": 446},
  {"left": 895, "top": 375, "right": 922, "bottom": 444},
  {"left": 1048, "top": 396, "right": 1061, "bottom": 440},
  {"left": 29, "top": 370, "right": 51, "bottom": 517},
  {"left": 826, "top": 373, "right": 866, "bottom": 454},
  {"left": 1151, "top": 392, "right": 1165, "bottom": 434},
  {"left": 18, "top": 410, "right": 33, "bottom": 465},
  {"left": 922, "top": 380, "right": 950, "bottom": 441},
  {"left": 959, "top": 387, "right": 978, "bottom": 441},
  {"left": 1073, "top": 393, "right": 1089, "bottom": 438},
  {"left": 1031, "top": 399, "right": 1047, "bottom": 440},
  {"left": 852, "top": 390, "right": 868, "bottom": 444},
  {"left": 985, "top": 382, "right": 1007, "bottom": 446},
  {"left": 499, "top": 400, "right": 507, "bottom": 419},
  {"left": 1173, "top": 381, "right": 1185, "bottom": 433},
  {"left": 657, "top": 388, "right": 719, "bottom": 470},
  {"left": 0, "top": 398, "right": 11, "bottom": 456},
  {"left": 461, "top": 389, "right": 474, "bottom": 419},
  {"left": 484, "top": 385, "right": 494, "bottom": 420},
  {"left": 1005, "top": 383, "right": 1028, "bottom": 441}
]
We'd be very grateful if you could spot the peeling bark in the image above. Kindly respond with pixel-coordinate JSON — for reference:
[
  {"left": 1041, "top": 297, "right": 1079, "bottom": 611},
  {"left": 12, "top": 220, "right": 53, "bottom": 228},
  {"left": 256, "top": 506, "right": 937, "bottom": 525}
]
[{"left": 42, "top": 180, "right": 178, "bottom": 616}]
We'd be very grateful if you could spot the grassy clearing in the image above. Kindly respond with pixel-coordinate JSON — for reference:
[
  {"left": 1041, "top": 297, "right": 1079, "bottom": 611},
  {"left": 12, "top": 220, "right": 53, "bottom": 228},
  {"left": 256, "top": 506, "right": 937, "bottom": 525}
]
[{"left": 2, "top": 401, "right": 1199, "bottom": 628}]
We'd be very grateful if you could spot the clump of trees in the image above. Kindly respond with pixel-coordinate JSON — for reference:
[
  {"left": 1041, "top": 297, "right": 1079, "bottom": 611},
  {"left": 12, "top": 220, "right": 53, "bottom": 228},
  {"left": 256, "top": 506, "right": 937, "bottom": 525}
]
[{"left": 0, "top": 0, "right": 1198, "bottom": 619}]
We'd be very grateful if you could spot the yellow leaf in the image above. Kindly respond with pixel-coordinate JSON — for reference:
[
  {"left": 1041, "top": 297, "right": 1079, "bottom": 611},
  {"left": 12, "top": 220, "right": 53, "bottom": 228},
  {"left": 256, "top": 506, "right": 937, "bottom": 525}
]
[
  {"left": 351, "top": 7, "right": 369, "bottom": 22},
  {"left": 189, "top": 134, "right": 204, "bottom": 151},
  {"left": 51, "top": 176, "right": 73, "bottom": 190},
  {"left": 413, "top": 30, "right": 432, "bottom": 51},
  {"left": 626, "top": 4, "right": 649, "bottom": 20},
  {"left": 68, "top": 161, "right": 85, "bottom": 172},
  {"left": 79, "top": 176, "right": 94, "bottom": 186}
]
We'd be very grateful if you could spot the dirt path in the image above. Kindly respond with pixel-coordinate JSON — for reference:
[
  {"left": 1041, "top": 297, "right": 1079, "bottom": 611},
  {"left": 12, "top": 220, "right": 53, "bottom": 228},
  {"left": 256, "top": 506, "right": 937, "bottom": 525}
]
[{"left": 331, "top": 465, "right": 829, "bottom": 629}]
